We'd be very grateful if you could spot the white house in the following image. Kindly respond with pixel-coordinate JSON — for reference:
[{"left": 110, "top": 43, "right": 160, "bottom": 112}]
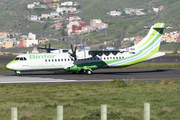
[
  {"left": 61, "top": 1, "right": 73, "bottom": 6},
  {"left": 28, "top": 33, "right": 36, "bottom": 40},
  {"left": 27, "top": 4, "right": 35, "bottom": 9},
  {"left": 50, "top": 12, "right": 59, "bottom": 17},
  {"left": 69, "top": 16, "right": 81, "bottom": 21},
  {"left": 26, "top": 40, "right": 38, "bottom": 47},
  {"left": 153, "top": 7, "right": 159, "bottom": 12},
  {"left": 110, "top": 11, "right": 122, "bottom": 16}
]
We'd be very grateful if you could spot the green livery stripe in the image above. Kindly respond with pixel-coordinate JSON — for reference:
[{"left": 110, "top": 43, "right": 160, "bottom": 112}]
[
  {"left": 139, "top": 29, "right": 158, "bottom": 48},
  {"left": 6, "top": 60, "right": 21, "bottom": 66},
  {"left": 139, "top": 23, "right": 164, "bottom": 48}
]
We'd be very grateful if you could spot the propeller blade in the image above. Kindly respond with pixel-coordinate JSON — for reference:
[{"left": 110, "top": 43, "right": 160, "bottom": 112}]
[
  {"left": 44, "top": 43, "right": 48, "bottom": 53},
  {"left": 71, "top": 42, "right": 73, "bottom": 52},
  {"left": 48, "top": 43, "right": 51, "bottom": 53}
]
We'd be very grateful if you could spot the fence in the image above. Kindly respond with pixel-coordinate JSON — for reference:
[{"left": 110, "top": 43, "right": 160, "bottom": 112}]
[{"left": 11, "top": 103, "right": 151, "bottom": 120}]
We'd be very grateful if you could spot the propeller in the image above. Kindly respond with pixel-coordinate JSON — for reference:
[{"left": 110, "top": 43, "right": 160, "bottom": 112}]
[
  {"left": 68, "top": 43, "right": 77, "bottom": 60},
  {"left": 44, "top": 43, "right": 51, "bottom": 53}
]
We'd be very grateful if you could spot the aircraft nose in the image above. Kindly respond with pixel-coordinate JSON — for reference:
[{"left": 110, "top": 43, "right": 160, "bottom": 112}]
[{"left": 6, "top": 64, "right": 14, "bottom": 70}]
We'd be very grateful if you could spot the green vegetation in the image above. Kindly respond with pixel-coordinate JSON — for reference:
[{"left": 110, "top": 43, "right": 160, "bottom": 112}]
[{"left": 0, "top": 80, "right": 180, "bottom": 119}]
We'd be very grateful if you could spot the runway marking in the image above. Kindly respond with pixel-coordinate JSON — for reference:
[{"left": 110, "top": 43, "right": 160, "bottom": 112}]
[{"left": 0, "top": 75, "right": 112, "bottom": 84}]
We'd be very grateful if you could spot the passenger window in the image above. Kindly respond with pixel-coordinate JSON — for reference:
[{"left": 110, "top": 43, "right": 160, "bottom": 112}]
[
  {"left": 58, "top": 59, "right": 60, "bottom": 62},
  {"left": 45, "top": 59, "right": 47, "bottom": 62},
  {"left": 52, "top": 59, "right": 54, "bottom": 62},
  {"left": 65, "top": 59, "right": 66, "bottom": 61},
  {"left": 119, "top": 57, "right": 121, "bottom": 59},
  {"left": 49, "top": 59, "right": 50, "bottom": 62},
  {"left": 104, "top": 57, "right": 106, "bottom": 60},
  {"left": 55, "top": 59, "right": 57, "bottom": 62},
  {"left": 122, "top": 57, "right": 124, "bottom": 59},
  {"left": 116, "top": 57, "right": 118, "bottom": 59},
  {"left": 61, "top": 59, "right": 63, "bottom": 61},
  {"left": 107, "top": 57, "right": 109, "bottom": 60},
  {"left": 113, "top": 57, "right": 115, "bottom": 59}
]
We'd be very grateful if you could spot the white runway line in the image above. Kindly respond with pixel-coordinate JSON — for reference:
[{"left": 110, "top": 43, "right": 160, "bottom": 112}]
[{"left": 0, "top": 75, "right": 112, "bottom": 84}]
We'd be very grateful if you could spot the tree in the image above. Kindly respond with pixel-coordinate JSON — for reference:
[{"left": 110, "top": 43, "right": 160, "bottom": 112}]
[{"left": 61, "top": 29, "right": 68, "bottom": 36}]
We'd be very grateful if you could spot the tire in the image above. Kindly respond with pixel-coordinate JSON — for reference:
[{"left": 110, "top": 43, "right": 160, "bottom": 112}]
[
  {"left": 72, "top": 71, "right": 79, "bottom": 74},
  {"left": 85, "top": 70, "right": 92, "bottom": 75}
]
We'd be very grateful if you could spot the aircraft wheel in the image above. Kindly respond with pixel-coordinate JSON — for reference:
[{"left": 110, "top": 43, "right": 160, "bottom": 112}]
[
  {"left": 85, "top": 70, "right": 92, "bottom": 75},
  {"left": 72, "top": 71, "right": 79, "bottom": 74}
]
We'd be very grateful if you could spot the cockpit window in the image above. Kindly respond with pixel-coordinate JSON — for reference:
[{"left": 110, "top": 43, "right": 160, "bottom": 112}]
[
  {"left": 14, "top": 57, "right": 27, "bottom": 61},
  {"left": 15, "top": 57, "right": 20, "bottom": 60}
]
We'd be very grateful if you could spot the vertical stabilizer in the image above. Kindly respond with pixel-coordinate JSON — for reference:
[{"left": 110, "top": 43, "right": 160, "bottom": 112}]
[{"left": 135, "top": 23, "right": 165, "bottom": 53}]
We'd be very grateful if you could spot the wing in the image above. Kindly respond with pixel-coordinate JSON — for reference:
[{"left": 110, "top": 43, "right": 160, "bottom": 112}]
[
  {"left": 37, "top": 47, "right": 69, "bottom": 53},
  {"left": 88, "top": 50, "right": 124, "bottom": 56}
]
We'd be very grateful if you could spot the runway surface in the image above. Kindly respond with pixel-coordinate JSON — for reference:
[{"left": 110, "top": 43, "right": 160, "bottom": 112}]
[
  {"left": 0, "top": 68, "right": 180, "bottom": 84},
  {"left": 0, "top": 55, "right": 180, "bottom": 84}
]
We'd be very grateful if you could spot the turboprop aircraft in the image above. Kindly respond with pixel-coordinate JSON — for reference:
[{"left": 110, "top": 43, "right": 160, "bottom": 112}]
[{"left": 6, "top": 23, "right": 170, "bottom": 75}]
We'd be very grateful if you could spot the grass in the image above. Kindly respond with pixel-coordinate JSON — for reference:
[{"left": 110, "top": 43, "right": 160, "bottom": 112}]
[{"left": 0, "top": 80, "right": 180, "bottom": 119}]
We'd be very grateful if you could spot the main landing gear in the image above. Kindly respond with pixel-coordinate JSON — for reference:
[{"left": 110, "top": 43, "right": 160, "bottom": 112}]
[
  {"left": 15, "top": 71, "right": 21, "bottom": 76},
  {"left": 85, "top": 70, "right": 92, "bottom": 75},
  {"left": 72, "top": 69, "right": 92, "bottom": 75}
]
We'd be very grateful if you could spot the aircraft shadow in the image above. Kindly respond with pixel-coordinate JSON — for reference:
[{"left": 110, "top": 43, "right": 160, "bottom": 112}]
[{"left": 8, "top": 69, "right": 172, "bottom": 76}]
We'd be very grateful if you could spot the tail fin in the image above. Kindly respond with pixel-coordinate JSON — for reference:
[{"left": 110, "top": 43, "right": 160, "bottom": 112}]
[{"left": 135, "top": 23, "right": 165, "bottom": 53}]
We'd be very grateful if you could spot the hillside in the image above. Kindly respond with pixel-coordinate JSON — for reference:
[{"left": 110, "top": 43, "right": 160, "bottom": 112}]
[{"left": 0, "top": 0, "right": 180, "bottom": 50}]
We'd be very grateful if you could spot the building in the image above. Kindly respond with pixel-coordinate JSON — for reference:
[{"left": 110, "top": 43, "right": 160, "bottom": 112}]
[
  {"left": 61, "top": 1, "right": 73, "bottom": 6},
  {"left": 69, "top": 16, "right": 81, "bottom": 21},
  {"left": 153, "top": 7, "right": 159, "bottom": 12},
  {"left": 41, "top": 14, "right": 51, "bottom": 19},
  {"left": 53, "top": 3, "right": 60, "bottom": 8},
  {"left": 136, "top": 10, "right": 145, "bottom": 15},
  {"left": 158, "top": 6, "right": 165, "bottom": 11},
  {"left": 50, "top": 12, "right": 59, "bottom": 17},
  {"left": 53, "top": 0, "right": 60, "bottom": 2},
  {"left": 68, "top": 14, "right": 76, "bottom": 19},
  {"left": 163, "top": 33, "right": 177, "bottom": 42},
  {"left": 27, "top": 4, "right": 35, "bottom": 9},
  {"left": 3, "top": 41, "right": 13, "bottom": 48},
  {"left": 43, "top": 0, "right": 53, "bottom": 3},
  {"left": 109, "top": 11, "right": 122, "bottom": 16},
  {"left": 28, "top": 33, "right": 36, "bottom": 40},
  {"left": 52, "top": 23, "right": 63, "bottom": 30},
  {"left": 0, "top": 32, "right": 7, "bottom": 39},
  {"left": 39, "top": 39, "right": 49, "bottom": 44},
  {"left": 96, "top": 23, "right": 108, "bottom": 29},
  {"left": 47, "top": 3, "right": 54, "bottom": 8},
  {"left": 67, "top": 21, "right": 79, "bottom": 29},
  {"left": 135, "top": 36, "right": 143, "bottom": 44},
  {"left": 30, "top": 15, "right": 41, "bottom": 21},
  {"left": 90, "top": 19, "right": 102, "bottom": 27}
]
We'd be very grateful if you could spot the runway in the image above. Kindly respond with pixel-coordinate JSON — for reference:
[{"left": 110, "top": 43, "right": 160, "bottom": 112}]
[
  {"left": 0, "top": 55, "right": 180, "bottom": 84},
  {"left": 0, "top": 68, "right": 180, "bottom": 84}
]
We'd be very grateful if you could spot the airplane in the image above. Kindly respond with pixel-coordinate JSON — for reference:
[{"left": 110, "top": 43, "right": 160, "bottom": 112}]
[{"left": 6, "top": 23, "right": 170, "bottom": 76}]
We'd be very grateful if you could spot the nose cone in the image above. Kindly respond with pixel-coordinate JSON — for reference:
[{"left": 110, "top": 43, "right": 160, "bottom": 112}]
[
  {"left": 6, "top": 60, "right": 20, "bottom": 70},
  {"left": 6, "top": 62, "right": 14, "bottom": 70}
]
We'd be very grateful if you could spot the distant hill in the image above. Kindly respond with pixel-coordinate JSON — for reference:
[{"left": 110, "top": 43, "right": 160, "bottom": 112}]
[{"left": 0, "top": 0, "right": 180, "bottom": 50}]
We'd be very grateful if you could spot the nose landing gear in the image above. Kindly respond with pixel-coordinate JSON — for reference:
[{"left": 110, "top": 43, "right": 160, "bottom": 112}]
[{"left": 15, "top": 71, "right": 21, "bottom": 76}]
